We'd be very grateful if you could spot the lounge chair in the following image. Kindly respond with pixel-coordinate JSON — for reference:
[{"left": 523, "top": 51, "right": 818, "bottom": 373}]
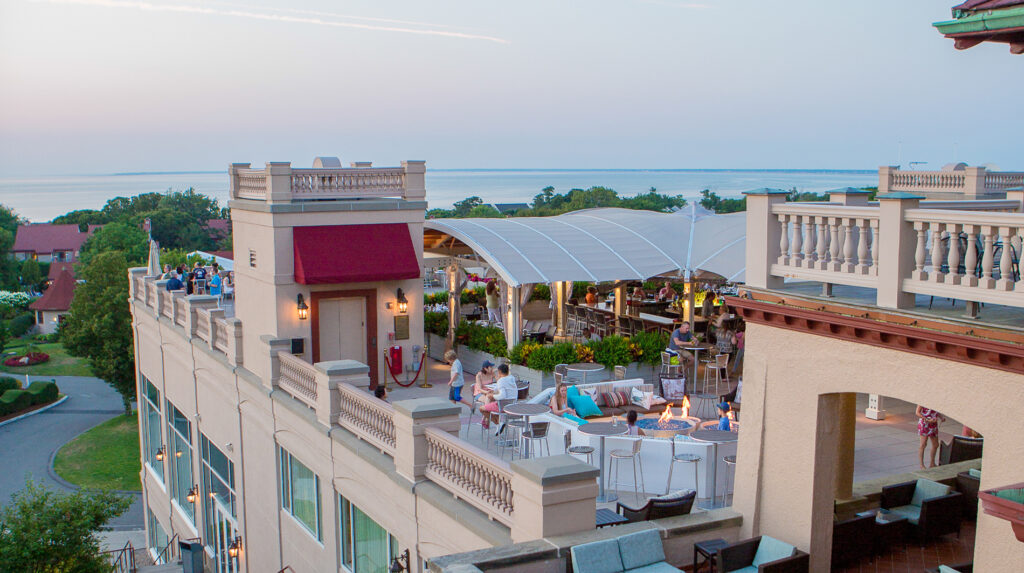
[
  {"left": 715, "top": 535, "right": 809, "bottom": 573},
  {"left": 830, "top": 513, "right": 874, "bottom": 568},
  {"left": 615, "top": 489, "right": 696, "bottom": 523},
  {"left": 955, "top": 469, "right": 981, "bottom": 521},
  {"left": 880, "top": 478, "right": 963, "bottom": 542}
]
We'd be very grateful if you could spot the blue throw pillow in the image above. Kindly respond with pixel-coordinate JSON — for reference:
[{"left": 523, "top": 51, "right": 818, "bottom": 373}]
[
  {"left": 563, "top": 413, "right": 588, "bottom": 425},
  {"left": 567, "top": 385, "right": 580, "bottom": 398},
  {"left": 569, "top": 394, "right": 602, "bottom": 418}
]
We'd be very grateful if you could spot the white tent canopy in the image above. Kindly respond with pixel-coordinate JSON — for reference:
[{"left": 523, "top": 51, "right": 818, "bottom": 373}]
[
  {"left": 189, "top": 251, "right": 234, "bottom": 271},
  {"left": 424, "top": 207, "right": 746, "bottom": 287}
]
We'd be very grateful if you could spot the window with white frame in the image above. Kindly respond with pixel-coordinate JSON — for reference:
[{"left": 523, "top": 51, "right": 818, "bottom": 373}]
[
  {"left": 141, "top": 377, "right": 163, "bottom": 482},
  {"left": 278, "top": 447, "right": 321, "bottom": 540},
  {"left": 166, "top": 399, "right": 194, "bottom": 523},
  {"left": 147, "top": 510, "right": 170, "bottom": 562},
  {"left": 201, "top": 434, "right": 236, "bottom": 545},
  {"left": 338, "top": 494, "right": 398, "bottom": 573}
]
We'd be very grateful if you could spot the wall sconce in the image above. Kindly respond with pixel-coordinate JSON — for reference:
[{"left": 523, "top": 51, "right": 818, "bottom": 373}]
[
  {"left": 175, "top": 449, "right": 182, "bottom": 458},
  {"left": 396, "top": 288, "right": 408, "bottom": 314},
  {"left": 154, "top": 445, "right": 165, "bottom": 462},
  {"left": 186, "top": 485, "right": 199, "bottom": 504},
  {"left": 389, "top": 549, "right": 410, "bottom": 573},
  {"left": 227, "top": 536, "right": 242, "bottom": 560},
  {"left": 297, "top": 294, "right": 309, "bottom": 320}
]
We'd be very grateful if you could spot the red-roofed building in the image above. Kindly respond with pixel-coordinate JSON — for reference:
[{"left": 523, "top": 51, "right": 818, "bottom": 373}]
[
  {"left": 204, "top": 218, "right": 231, "bottom": 242},
  {"left": 47, "top": 262, "right": 75, "bottom": 282},
  {"left": 12, "top": 223, "right": 98, "bottom": 263},
  {"left": 29, "top": 269, "right": 76, "bottom": 333}
]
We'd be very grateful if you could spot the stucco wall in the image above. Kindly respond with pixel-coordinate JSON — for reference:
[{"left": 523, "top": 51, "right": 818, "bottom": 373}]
[{"left": 734, "top": 322, "right": 1024, "bottom": 572}]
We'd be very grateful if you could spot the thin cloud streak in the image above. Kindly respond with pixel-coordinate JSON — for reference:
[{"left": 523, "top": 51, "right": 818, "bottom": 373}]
[
  {"left": 214, "top": 0, "right": 481, "bottom": 32},
  {"left": 33, "top": 0, "right": 510, "bottom": 44}
]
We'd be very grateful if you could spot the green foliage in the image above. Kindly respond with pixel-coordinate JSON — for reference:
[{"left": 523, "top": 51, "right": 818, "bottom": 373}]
[
  {"left": 0, "top": 322, "right": 10, "bottom": 353},
  {"left": 508, "top": 341, "right": 542, "bottom": 366},
  {"left": 460, "top": 286, "right": 486, "bottom": 305},
  {"left": 453, "top": 321, "right": 507, "bottom": 358},
  {"left": 8, "top": 312, "right": 35, "bottom": 338},
  {"left": 466, "top": 204, "right": 503, "bottom": 218},
  {"left": 62, "top": 251, "right": 135, "bottom": 414},
  {"left": 78, "top": 221, "right": 148, "bottom": 265},
  {"left": 19, "top": 259, "right": 41, "bottom": 289},
  {"left": 429, "top": 185, "right": 687, "bottom": 220},
  {"left": 0, "top": 480, "right": 132, "bottom": 573},
  {"left": 0, "top": 389, "right": 32, "bottom": 416},
  {"left": 159, "top": 249, "right": 213, "bottom": 270},
  {"left": 699, "top": 189, "right": 747, "bottom": 214},
  {"left": 424, "top": 311, "right": 449, "bottom": 337},
  {"left": 51, "top": 209, "right": 109, "bottom": 231},
  {"left": 589, "top": 335, "right": 632, "bottom": 369},
  {"left": 525, "top": 342, "right": 577, "bottom": 373},
  {"left": 531, "top": 284, "right": 551, "bottom": 301},
  {"left": 629, "top": 331, "right": 669, "bottom": 366},
  {"left": 423, "top": 291, "right": 449, "bottom": 306},
  {"left": 0, "top": 376, "right": 20, "bottom": 394},
  {"left": 26, "top": 380, "right": 59, "bottom": 405}
]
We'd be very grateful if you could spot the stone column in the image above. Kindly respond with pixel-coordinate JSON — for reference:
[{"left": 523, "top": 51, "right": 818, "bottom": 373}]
[
  {"left": 314, "top": 360, "right": 371, "bottom": 428},
  {"left": 876, "top": 193, "right": 922, "bottom": 309},
  {"left": 865, "top": 394, "right": 886, "bottom": 420},
  {"left": 402, "top": 160, "right": 427, "bottom": 201},
  {"left": 553, "top": 282, "right": 568, "bottom": 337},
  {"left": 228, "top": 162, "right": 251, "bottom": 200},
  {"left": 266, "top": 162, "right": 293, "bottom": 204},
  {"left": 963, "top": 166, "right": 986, "bottom": 198},
  {"left": 509, "top": 455, "right": 599, "bottom": 543},
  {"left": 184, "top": 295, "right": 219, "bottom": 338},
  {"left": 505, "top": 284, "right": 522, "bottom": 351},
  {"left": 224, "top": 318, "right": 243, "bottom": 366},
  {"left": 392, "top": 398, "right": 461, "bottom": 482},
  {"left": 262, "top": 335, "right": 293, "bottom": 390},
  {"left": 878, "top": 166, "right": 896, "bottom": 195},
  {"left": 154, "top": 280, "right": 170, "bottom": 315},
  {"left": 1006, "top": 188, "right": 1024, "bottom": 212},
  {"left": 828, "top": 188, "right": 871, "bottom": 206},
  {"left": 614, "top": 284, "right": 627, "bottom": 325},
  {"left": 742, "top": 189, "right": 789, "bottom": 289},
  {"left": 834, "top": 393, "right": 857, "bottom": 500}
]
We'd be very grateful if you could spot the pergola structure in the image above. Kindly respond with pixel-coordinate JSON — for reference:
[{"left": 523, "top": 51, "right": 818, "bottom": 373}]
[{"left": 424, "top": 206, "right": 747, "bottom": 349}]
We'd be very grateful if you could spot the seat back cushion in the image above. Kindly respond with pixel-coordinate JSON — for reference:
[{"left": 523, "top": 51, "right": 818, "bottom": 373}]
[
  {"left": 911, "top": 478, "right": 952, "bottom": 507},
  {"left": 751, "top": 536, "right": 796, "bottom": 567},
  {"left": 569, "top": 394, "right": 603, "bottom": 418},
  {"left": 564, "top": 413, "right": 589, "bottom": 426},
  {"left": 571, "top": 539, "right": 624, "bottom": 573},
  {"left": 617, "top": 529, "right": 665, "bottom": 570},
  {"left": 937, "top": 566, "right": 961, "bottom": 573},
  {"left": 967, "top": 468, "right": 981, "bottom": 479}
]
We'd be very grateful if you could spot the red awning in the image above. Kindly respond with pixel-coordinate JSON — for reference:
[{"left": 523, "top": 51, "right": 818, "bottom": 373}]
[{"left": 293, "top": 224, "right": 420, "bottom": 285}]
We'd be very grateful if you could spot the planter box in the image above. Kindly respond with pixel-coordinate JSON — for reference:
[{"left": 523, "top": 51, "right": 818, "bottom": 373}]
[
  {"left": 426, "top": 333, "right": 447, "bottom": 361},
  {"left": 510, "top": 364, "right": 555, "bottom": 395},
  {"left": 979, "top": 482, "right": 1024, "bottom": 542}
]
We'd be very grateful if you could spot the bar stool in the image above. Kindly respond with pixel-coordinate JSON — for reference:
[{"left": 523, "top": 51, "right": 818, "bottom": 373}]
[
  {"left": 660, "top": 352, "right": 681, "bottom": 378},
  {"left": 520, "top": 421, "right": 551, "bottom": 459},
  {"left": 488, "top": 398, "right": 514, "bottom": 449},
  {"left": 721, "top": 455, "right": 737, "bottom": 506},
  {"left": 701, "top": 353, "right": 730, "bottom": 395},
  {"left": 666, "top": 436, "right": 701, "bottom": 496},
  {"left": 609, "top": 438, "right": 645, "bottom": 501},
  {"left": 563, "top": 430, "right": 594, "bottom": 464}
]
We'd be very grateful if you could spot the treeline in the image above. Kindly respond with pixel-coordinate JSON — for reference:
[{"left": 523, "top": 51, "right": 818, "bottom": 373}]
[{"left": 427, "top": 186, "right": 687, "bottom": 218}]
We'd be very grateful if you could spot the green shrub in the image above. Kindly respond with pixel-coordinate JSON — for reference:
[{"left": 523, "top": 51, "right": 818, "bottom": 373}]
[
  {"left": 0, "top": 389, "right": 32, "bottom": 416},
  {"left": 531, "top": 284, "right": 551, "bottom": 301},
  {"left": 424, "top": 311, "right": 449, "bottom": 337},
  {"left": 453, "top": 321, "right": 507, "bottom": 358},
  {"left": 629, "top": 331, "right": 669, "bottom": 366},
  {"left": 9, "top": 312, "right": 35, "bottom": 338},
  {"left": 508, "top": 341, "right": 541, "bottom": 366},
  {"left": 590, "top": 335, "right": 632, "bottom": 369},
  {"left": 423, "top": 292, "right": 449, "bottom": 306},
  {"left": 526, "top": 342, "right": 577, "bottom": 373},
  {"left": 460, "top": 286, "right": 486, "bottom": 305},
  {"left": 26, "top": 380, "right": 59, "bottom": 405},
  {"left": 0, "top": 376, "right": 21, "bottom": 394}
]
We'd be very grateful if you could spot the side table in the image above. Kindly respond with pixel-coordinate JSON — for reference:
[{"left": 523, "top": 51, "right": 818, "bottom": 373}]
[{"left": 693, "top": 537, "right": 729, "bottom": 573}]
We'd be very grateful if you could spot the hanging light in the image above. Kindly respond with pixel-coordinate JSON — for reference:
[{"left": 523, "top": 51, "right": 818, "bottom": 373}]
[
  {"left": 389, "top": 549, "right": 410, "bottom": 573},
  {"left": 227, "top": 537, "right": 242, "bottom": 559},
  {"left": 297, "top": 294, "right": 309, "bottom": 320},
  {"left": 186, "top": 485, "right": 198, "bottom": 504},
  {"left": 154, "top": 445, "right": 165, "bottom": 462},
  {"left": 396, "top": 288, "right": 408, "bottom": 314}
]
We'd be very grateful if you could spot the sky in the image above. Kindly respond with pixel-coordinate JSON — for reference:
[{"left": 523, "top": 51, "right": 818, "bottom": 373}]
[{"left": 0, "top": 0, "right": 1020, "bottom": 174}]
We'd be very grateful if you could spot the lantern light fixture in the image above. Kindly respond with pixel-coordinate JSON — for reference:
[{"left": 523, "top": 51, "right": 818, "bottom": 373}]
[
  {"left": 154, "top": 446, "right": 165, "bottom": 462},
  {"left": 389, "top": 549, "right": 410, "bottom": 573},
  {"left": 186, "top": 485, "right": 198, "bottom": 504},
  {"left": 297, "top": 294, "right": 309, "bottom": 320},
  {"left": 396, "top": 288, "right": 408, "bottom": 314},
  {"left": 227, "top": 536, "right": 242, "bottom": 559}
]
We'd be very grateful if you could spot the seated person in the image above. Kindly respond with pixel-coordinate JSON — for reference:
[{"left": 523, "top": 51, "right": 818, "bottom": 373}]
[
  {"left": 549, "top": 382, "right": 576, "bottom": 417},
  {"left": 473, "top": 361, "right": 496, "bottom": 405},
  {"left": 666, "top": 322, "right": 695, "bottom": 368},
  {"left": 585, "top": 286, "right": 598, "bottom": 306},
  {"left": 479, "top": 364, "right": 518, "bottom": 432},
  {"left": 657, "top": 281, "right": 676, "bottom": 301},
  {"left": 165, "top": 272, "right": 184, "bottom": 291},
  {"left": 716, "top": 402, "right": 732, "bottom": 431}
]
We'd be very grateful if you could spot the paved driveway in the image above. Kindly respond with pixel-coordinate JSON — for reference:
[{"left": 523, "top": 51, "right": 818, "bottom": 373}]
[{"left": 0, "top": 376, "right": 143, "bottom": 529}]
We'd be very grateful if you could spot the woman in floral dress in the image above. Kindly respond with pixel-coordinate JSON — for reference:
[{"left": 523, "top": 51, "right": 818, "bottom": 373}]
[{"left": 916, "top": 405, "right": 946, "bottom": 468}]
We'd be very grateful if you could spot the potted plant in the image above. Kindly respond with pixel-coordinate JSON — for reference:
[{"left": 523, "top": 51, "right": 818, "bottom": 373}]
[{"left": 979, "top": 482, "right": 1024, "bottom": 541}]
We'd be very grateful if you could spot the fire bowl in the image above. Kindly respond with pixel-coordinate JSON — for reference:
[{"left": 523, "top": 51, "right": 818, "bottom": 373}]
[{"left": 635, "top": 416, "right": 701, "bottom": 439}]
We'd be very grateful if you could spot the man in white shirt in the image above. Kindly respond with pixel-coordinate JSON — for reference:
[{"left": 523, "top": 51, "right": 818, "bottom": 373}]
[{"left": 480, "top": 364, "right": 517, "bottom": 434}]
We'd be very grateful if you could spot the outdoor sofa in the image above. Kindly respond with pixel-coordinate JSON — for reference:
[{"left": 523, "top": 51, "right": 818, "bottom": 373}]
[
  {"left": 570, "top": 529, "right": 681, "bottom": 573},
  {"left": 714, "top": 535, "right": 809, "bottom": 572},
  {"left": 830, "top": 512, "right": 874, "bottom": 568},
  {"left": 880, "top": 478, "right": 963, "bottom": 542}
]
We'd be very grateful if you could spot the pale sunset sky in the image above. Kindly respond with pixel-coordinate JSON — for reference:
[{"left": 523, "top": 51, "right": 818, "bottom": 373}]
[{"left": 0, "top": 0, "right": 1020, "bottom": 175}]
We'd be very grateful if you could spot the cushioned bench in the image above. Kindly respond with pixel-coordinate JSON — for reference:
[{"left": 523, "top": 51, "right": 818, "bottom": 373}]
[{"left": 570, "top": 529, "right": 681, "bottom": 573}]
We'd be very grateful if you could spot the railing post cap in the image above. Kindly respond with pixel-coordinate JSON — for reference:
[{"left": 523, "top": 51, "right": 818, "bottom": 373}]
[
  {"left": 392, "top": 397, "right": 461, "bottom": 419},
  {"left": 510, "top": 454, "right": 600, "bottom": 485},
  {"left": 259, "top": 335, "right": 292, "bottom": 349},
  {"left": 742, "top": 187, "right": 789, "bottom": 196},
  {"left": 185, "top": 294, "right": 219, "bottom": 304},
  {"left": 314, "top": 359, "right": 369, "bottom": 376},
  {"left": 876, "top": 192, "right": 925, "bottom": 201},
  {"left": 402, "top": 160, "right": 427, "bottom": 172},
  {"left": 230, "top": 162, "right": 251, "bottom": 170},
  {"left": 827, "top": 187, "right": 872, "bottom": 195},
  {"left": 128, "top": 267, "right": 148, "bottom": 276}
]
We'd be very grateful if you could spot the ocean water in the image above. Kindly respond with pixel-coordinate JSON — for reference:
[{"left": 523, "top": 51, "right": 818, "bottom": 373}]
[{"left": 0, "top": 169, "right": 877, "bottom": 222}]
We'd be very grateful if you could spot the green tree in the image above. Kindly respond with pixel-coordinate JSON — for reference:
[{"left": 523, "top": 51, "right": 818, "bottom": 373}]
[
  {"left": 78, "top": 221, "right": 148, "bottom": 266},
  {"left": 452, "top": 196, "right": 484, "bottom": 217},
  {"left": 0, "top": 480, "right": 131, "bottom": 573},
  {"left": 0, "top": 321, "right": 10, "bottom": 353},
  {"left": 699, "top": 189, "right": 746, "bottom": 214},
  {"left": 62, "top": 251, "right": 135, "bottom": 414},
  {"left": 51, "top": 209, "right": 109, "bottom": 231},
  {"left": 20, "top": 259, "right": 41, "bottom": 289},
  {"left": 466, "top": 204, "right": 503, "bottom": 218}
]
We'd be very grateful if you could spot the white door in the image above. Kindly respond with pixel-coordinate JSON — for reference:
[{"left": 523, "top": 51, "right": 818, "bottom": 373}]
[
  {"left": 318, "top": 298, "right": 367, "bottom": 363},
  {"left": 212, "top": 500, "right": 238, "bottom": 573}
]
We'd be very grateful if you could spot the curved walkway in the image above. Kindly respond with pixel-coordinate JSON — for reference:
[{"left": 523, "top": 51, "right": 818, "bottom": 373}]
[{"left": 0, "top": 376, "right": 142, "bottom": 529}]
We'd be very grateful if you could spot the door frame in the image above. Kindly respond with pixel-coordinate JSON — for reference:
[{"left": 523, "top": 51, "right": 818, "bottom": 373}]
[
  {"left": 211, "top": 498, "right": 238, "bottom": 573},
  {"left": 310, "top": 289, "right": 378, "bottom": 386}
]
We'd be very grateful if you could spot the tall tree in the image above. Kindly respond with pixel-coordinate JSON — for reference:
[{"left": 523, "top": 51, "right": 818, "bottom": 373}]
[
  {"left": 77, "top": 221, "right": 148, "bottom": 266},
  {"left": 0, "top": 480, "right": 131, "bottom": 573},
  {"left": 62, "top": 251, "right": 135, "bottom": 414},
  {"left": 19, "top": 259, "right": 41, "bottom": 291}
]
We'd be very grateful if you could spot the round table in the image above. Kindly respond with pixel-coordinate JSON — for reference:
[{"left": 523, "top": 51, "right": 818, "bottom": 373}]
[
  {"left": 578, "top": 421, "right": 628, "bottom": 502},
  {"left": 690, "top": 430, "right": 739, "bottom": 507},
  {"left": 566, "top": 362, "right": 605, "bottom": 384},
  {"left": 503, "top": 403, "right": 551, "bottom": 458},
  {"left": 681, "top": 343, "right": 714, "bottom": 389}
]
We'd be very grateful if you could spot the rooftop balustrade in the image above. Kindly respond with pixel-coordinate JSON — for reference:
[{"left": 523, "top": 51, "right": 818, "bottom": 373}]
[
  {"left": 879, "top": 165, "right": 1024, "bottom": 198},
  {"left": 228, "top": 160, "right": 426, "bottom": 203}
]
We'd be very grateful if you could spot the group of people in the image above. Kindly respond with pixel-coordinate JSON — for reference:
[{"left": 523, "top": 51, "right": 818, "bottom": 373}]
[
  {"left": 162, "top": 261, "right": 231, "bottom": 297},
  {"left": 445, "top": 350, "right": 519, "bottom": 433}
]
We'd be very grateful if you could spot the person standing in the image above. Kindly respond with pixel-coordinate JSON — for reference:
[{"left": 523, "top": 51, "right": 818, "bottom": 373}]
[
  {"left": 730, "top": 326, "right": 745, "bottom": 374},
  {"left": 445, "top": 350, "right": 464, "bottom": 405},
  {"left": 916, "top": 405, "right": 945, "bottom": 468},
  {"left": 585, "top": 286, "right": 598, "bottom": 306},
  {"left": 485, "top": 281, "right": 501, "bottom": 323}
]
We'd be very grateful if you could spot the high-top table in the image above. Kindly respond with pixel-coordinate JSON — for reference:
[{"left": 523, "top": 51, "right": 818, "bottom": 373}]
[
  {"left": 578, "top": 421, "right": 628, "bottom": 502},
  {"left": 681, "top": 343, "right": 714, "bottom": 389},
  {"left": 503, "top": 403, "right": 550, "bottom": 458},
  {"left": 690, "top": 429, "right": 739, "bottom": 507}
]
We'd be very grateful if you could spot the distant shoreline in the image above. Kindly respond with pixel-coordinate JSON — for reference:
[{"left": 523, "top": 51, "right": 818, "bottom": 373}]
[{"left": 105, "top": 167, "right": 875, "bottom": 177}]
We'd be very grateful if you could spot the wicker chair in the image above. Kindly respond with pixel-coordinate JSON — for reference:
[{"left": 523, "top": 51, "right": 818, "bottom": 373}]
[{"left": 615, "top": 490, "right": 696, "bottom": 523}]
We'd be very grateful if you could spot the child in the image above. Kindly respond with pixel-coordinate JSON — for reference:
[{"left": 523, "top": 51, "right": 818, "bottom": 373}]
[
  {"left": 626, "top": 410, "right": 640, "bottom": 436},
  {"left": 716, "top": 402, "right": 732, "bottom": 431},
  {"left": 445, "top": 350, "right": 464, "bottom": 405},
  {"left": 373, "top": 386, "right": 388, "bottom": 402}
]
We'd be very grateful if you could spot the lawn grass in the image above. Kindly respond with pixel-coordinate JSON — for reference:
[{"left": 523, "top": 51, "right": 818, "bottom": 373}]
[
  {"left": 0, "top": 341, "right": 94, "bottom": 377},
  {"left": 54, "top": 414, "right": 141, "bottom": 491}
]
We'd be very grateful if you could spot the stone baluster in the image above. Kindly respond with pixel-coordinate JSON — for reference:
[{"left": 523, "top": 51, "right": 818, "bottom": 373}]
[
  {"left": 929, "top": 222, "right": 945, "bottom": 282},
  {"left": 980, "top": 227, "right": 996, "bottom": 289},
  {"left": 944, "top": 224, "right": 961, "bottom": 285},
  {"left": 791, "top": 216, "right": 803, "bottom": 263},
  {"left": 870, "top": 220, "right": 880, "bottom": 274},
  {"left": 856, "top": 219, "right": 870, "bottom": 275},
  {"left": 962, "top": 226, "right": 979, "bottom": 287},
  {"left": 841, "top": 219, "right": 856, "bottom": 273},
  {"left": 913, "top": 223, "right": 928, "bottom": 280},
  {"left": 996, "top": 227, "right": 1016, "bottom": 291},
  {"left": 802, "top": 217, "right": 815, "bottom": 266},
  {"left": 828, "top": 219, "right": 841, "bottom": 271},
  {"left": 815, "top": 217, "right": 828, "bottom": 270},
  {"left": 778, "top": 215, "right": 790, "bottom": 265}
]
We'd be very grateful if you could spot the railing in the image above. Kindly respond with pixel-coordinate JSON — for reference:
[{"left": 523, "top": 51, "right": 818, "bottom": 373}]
[
  {"left": 919, "top": 199, "right": 1020, "bottom": 212},
  {"left": 771, "top": 203, "right": 880, "bottom": 288},
  {"left": 891, "top": 170, "right": 966, "bottom": 191},
  {"left": 277, "top": 352, "right": 318, "bottom": 408},
  {"left": 213, "top": 319, "right": 230, "bottom": 354},
  {"left": 424, "top": 426, "right": 514, "bottom": 526},
  {"left": 196, "top": 309, "right": 211, "bottom": 342},
  {"left": 881, "top": 166, "right": 1024, "bottom": 197},
  {"left": 236, "top": 170, "right": 268, "bottom": 200},
  {"left": 336, "top": 384, "right": 396, "bottom": 455},
  {"left": 985, "top": 172, "right": 1024, "bottom": 191},
  {"left": 160, "top": 290, "right": 174, "bottom": 320},
  {"left": 102, "top": 540, "right": 136, "bottom": 573},
  {"left": 290, "top": 167, "right": 405, "bottom": 200},
  {"left": 174, "top": 299, "right": 186, "bottom": 326}
]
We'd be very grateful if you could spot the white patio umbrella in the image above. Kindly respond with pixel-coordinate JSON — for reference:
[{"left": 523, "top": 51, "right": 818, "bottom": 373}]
[{"left": 147, "top": 240, "right": 161, "bottom": 276}]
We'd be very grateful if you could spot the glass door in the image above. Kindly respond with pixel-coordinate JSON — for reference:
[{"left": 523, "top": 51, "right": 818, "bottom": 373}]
[{"left": 212, "top": 499, "right": 239, "bottom": 573}]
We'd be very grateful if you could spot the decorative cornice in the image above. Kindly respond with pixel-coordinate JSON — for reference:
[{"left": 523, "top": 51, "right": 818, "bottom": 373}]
[{"left": 727, "top": 296, "right": 1024, "bottom": 375}]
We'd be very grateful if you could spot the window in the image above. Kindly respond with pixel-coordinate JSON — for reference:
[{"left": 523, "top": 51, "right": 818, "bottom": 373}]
[
  {"left": 141, "top": 377, "right": 163, "bottom": 482},
  {"left": 279, "top": 447, "right": 321, "bottom": 540},
  {"left": 201, "top": 434, "right": 236, "bottom": 545},
  {"left": 166, "top": 399, "right": 195, "bottom": 523},
  {"left": 147, "top": 510, "right": 170, "bottom": 562},
  {"left": 339, "top": 494, "right": 398, "bottom": 573}
]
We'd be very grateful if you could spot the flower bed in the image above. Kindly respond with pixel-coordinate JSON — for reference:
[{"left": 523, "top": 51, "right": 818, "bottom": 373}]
[{"left": 4, "top": 352, "right": 50, "bottom": 367}]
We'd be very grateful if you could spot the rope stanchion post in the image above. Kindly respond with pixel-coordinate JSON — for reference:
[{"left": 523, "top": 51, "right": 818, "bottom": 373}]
[{"left": 384, "top": 349, "right": 428, "bottom": 388}]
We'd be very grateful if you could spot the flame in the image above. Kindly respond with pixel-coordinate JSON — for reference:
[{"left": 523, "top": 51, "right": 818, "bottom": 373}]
[
  {"left": 658, "top": 396, "right": 691, "bottom": 423},
  {"left": 658, "top": 404, "right": 673, "bottom": 423},
  {"left": 681, "top": 395, "right": 690, "bottom": 419},
  {"left": 727, "top": 410, "right": 735, "bottom": 421}
]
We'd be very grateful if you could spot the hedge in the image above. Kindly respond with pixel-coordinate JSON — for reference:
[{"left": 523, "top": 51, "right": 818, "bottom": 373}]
[
  {"left": 424, "top": 311, "right": 448, "bottom": 337},
  {"left": 9, "top": 312, "right": 36, "bottom": 337},
  {"left": 0, "top": 389, "right": 32, "bottom": 417},
  {"left": 26, "top": 380, "right": 59, "bottom": 405},
  {"left": 0, "top": 376, "right": 21, "bottom": 394}
]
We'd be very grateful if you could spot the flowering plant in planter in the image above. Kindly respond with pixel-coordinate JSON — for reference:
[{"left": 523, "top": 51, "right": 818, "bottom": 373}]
[
  {"left": 979, "top": 482, "right": 1024, "bottom": 542},
  {"left": 4, "top": 352, "right": 50, "bottom": 367}
]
